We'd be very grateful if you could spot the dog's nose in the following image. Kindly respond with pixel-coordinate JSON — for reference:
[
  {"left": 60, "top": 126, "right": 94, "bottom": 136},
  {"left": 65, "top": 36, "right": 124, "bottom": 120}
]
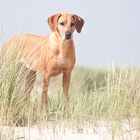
[{"left": 65, "top": 32, "right": 72, "bottom": 40}]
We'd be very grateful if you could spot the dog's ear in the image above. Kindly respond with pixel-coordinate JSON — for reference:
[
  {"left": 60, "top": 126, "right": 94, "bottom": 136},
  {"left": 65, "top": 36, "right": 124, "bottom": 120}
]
[
  {"left": 73, "top": 15, "right": 84, "bottom": 33},
  {"left": 48, "top": 13, "right": 61, "bottom": 32}
]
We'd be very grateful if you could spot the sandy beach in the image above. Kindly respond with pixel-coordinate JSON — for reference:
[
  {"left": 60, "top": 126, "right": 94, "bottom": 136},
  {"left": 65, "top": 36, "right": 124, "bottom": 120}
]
[{"left": 0, "top": 122, "right": 138, "bottom": 140}]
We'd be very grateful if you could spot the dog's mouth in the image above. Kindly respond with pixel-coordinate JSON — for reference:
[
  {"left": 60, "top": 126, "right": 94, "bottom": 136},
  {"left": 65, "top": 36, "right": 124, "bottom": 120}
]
[{"left": 65, "top": 36, "right": 71, "bottom": 40}]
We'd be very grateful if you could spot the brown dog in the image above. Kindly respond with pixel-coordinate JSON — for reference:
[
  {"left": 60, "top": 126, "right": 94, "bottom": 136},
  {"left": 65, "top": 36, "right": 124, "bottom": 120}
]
[{"left": 3, "top": 13, "right": 84, "bottom": 108}]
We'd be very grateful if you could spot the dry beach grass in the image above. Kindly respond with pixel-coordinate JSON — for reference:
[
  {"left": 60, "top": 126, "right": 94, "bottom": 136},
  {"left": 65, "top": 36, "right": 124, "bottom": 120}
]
[{"left": 0, "top": 46, "right": 140, "bottom": 139}]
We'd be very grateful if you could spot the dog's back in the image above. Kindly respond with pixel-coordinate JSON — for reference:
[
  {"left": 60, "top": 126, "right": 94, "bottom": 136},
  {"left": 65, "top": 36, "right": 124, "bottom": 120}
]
[{"left": 3, "top": 34, "right": 50, "bottom": 72}]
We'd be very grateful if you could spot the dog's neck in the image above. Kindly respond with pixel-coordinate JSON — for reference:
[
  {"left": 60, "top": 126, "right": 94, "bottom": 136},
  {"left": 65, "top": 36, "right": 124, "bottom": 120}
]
[{"left": 49, "top": 32, "right": 74, "bottom": 58}]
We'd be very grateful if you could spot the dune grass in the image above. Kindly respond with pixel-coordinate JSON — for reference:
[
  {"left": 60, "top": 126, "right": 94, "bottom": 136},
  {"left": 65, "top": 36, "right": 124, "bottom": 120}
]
[{"left": 0, "top": 47, "right": 140, "bottom": 139}]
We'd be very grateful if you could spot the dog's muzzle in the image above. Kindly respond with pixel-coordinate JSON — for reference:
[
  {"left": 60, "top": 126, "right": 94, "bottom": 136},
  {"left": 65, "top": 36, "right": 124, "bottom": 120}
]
[{"left": 65, "top": 32, "right": 72, "bottom": 40}]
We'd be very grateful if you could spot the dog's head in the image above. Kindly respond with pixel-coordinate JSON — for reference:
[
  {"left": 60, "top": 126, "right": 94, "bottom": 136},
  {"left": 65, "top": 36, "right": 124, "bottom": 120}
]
[{"left": 48, "top": 13, "right": 84, "bottom": 40}]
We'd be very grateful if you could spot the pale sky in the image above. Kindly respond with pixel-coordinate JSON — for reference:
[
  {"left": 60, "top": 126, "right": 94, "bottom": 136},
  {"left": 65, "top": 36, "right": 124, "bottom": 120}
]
[{"left": 0, "top": 0, "right": 140, "bottom": 68}]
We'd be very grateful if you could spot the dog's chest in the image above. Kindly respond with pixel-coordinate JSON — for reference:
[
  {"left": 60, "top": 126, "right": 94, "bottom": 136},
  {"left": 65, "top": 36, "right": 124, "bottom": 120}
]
[
  {"left": 50, "top": 54, "right": 67, "bottom": 76},
  {"left": 56, "top": 50, "right": 67, "bottom": 66},
  {"left": 49, "top": 40, "right": 75, "bottom": 76}
]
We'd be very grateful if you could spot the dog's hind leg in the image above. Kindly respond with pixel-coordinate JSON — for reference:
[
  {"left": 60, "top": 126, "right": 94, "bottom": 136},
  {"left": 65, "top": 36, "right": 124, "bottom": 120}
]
[
  {"left": 25, "top": 69, "right": 36, "bottom": 102},
  {"left": 41, "top": 75, "right": 50, "bottom": 110}
]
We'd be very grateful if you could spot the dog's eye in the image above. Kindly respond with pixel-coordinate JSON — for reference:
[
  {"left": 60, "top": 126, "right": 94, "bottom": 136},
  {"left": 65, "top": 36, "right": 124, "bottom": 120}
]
[
  {"left": 71, "top": 23, "right": 75, "bottom": 27},
  {"left": 59, "top": 22, "right": 65, "bottom": 26}
]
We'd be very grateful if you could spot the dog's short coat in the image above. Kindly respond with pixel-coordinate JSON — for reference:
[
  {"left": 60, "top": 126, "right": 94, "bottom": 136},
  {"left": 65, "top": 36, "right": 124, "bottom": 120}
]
[{"left": 3, "top": 13, "right": 84, "bottom": 108}]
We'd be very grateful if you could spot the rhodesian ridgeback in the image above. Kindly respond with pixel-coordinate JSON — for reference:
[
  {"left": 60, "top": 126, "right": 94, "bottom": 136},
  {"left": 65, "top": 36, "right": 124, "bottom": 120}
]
[{"left": 3, "top": 13, "right": 84, "bottom": 108}]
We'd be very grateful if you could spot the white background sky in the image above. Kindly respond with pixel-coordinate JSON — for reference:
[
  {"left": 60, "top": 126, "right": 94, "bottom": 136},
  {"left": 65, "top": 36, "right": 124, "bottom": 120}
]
[{"left": 0, "top": 0, "right": 140, "bottom": 68}]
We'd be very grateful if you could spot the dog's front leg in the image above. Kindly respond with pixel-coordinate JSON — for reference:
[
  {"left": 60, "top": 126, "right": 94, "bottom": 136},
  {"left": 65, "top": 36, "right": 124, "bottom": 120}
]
[
  {"left": 42, "top": 75, "right": 50, "bottom": 109},
  {"left": 63, "top": 71, "right": 71, "bottom": 99}
]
